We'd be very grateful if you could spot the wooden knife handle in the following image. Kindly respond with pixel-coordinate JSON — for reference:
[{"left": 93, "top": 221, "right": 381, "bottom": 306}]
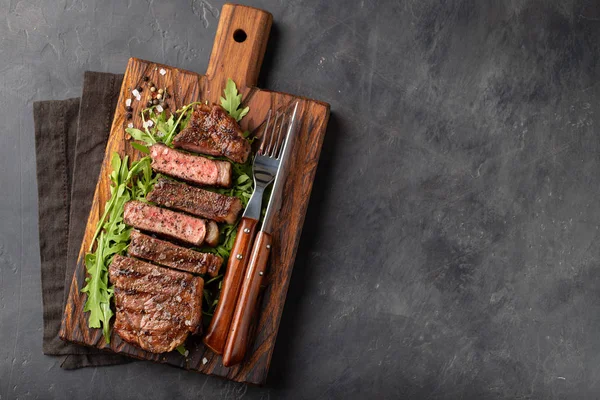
[
  {"left": 222, "top": 231, "right": 272, "bottom": 367},
  {"left": 203, "top": 217, "right": 258, "bottom": 354},
  {"left": 205, "top": 4, "right": 273, "bottom": 94}
]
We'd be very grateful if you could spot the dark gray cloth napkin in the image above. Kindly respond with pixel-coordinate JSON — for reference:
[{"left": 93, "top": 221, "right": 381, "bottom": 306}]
[{"left": 34, "top": 71, "right": 133, "bottom": 369}]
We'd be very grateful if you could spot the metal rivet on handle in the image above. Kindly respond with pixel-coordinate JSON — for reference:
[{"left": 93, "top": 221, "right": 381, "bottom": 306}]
[
  {"left": 266, "top": 244, "right": 271, "bottom": 249},
  {"left": 243, "top": 228, "right": 250, "bottom": 233},
  {"left": 259, "top": 272, "right": 264, "bottom": 276},
  {"left": 236, "top": 254, "right": 243, "bottom": 260}
]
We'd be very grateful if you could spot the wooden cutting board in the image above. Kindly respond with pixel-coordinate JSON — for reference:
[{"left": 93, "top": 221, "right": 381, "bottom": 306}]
[{"left": 59, "top": 3, "right": 329, "bottom": 385}]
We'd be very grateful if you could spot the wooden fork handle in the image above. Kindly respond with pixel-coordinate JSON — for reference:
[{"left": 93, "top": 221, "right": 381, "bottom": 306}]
[
  {"left": 203, "top": 217, "right": 258, "bottom": 354},
  {"left": 223, "top": 231, "right": 272, "bottom": 367}
]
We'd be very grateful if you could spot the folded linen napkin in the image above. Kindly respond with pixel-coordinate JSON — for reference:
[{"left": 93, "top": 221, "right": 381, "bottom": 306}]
[{"left": 34, "top": 71, "right": 132, "bottom": 369}]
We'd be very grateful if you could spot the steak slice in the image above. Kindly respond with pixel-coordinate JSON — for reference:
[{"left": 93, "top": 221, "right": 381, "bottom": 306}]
[
  {"left": 150, "top": 143, "right": 232, "bottom": 188},
  {"left": 129, "top": 230, "right": 223, "bottom": 277},
  {"left": 172, "top": 104, "right": 251, "bottom": 164},
  {"left": 123, "top": 200, "right": 219, "bottom": 247},
  {"left": 109, "top": 255, "right": 203, "bottom": 353},
  {"left": 147, "top": 178, "right": 242, "bottom": 224}
]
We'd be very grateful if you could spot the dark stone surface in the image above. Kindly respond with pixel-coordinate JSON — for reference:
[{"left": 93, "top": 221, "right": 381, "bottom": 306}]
[{"left": 2, "top": 0, "right": 600, "bottom": 398}]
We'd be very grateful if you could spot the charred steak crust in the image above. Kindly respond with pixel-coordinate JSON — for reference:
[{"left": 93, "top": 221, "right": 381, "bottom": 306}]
[
  {"left": 129, "top": 230, "right": 223, "bottom": 277},
  {"left": 123, "top": 200, "right": 216, "bottom": 247},
  {"left": 172, "top": 104, "right": 251, "bottom": 164},
  {"left": 147, "top": 178, "right": 242, "bottom": 224},
  {"left": 109, "top": 255, "right": 203, "bottom": 353},
  {"left": 150, "top": 143, "right": 232, "bottom": 188}
]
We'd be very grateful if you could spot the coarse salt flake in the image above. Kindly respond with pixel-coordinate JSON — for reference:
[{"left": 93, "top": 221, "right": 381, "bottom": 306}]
[
  {"left": 127, "top": 122, "right": 133, "bottom": 128},
  {"left": 125, "top": 98, "right": 132, "bottom": 107},
  {"left": 132, "top": 89, "right": 140, "bottom": 97},
  {"left": 202, "top": 357, "right": 208, "bottom": 365},
  {"left": 143, "top": 120, "right": 154, "bottom": 129},
  {"left": 156, "top": 105, "right": 163, "bottom": 113},
  {"left": 184, "top": 350, "right": 190, "bottom": 357},
  {"left": 159, "top": 68, "right": 167, "bottom": 75},
  {"left": 185, "top": 320, "right": 192, "bottom": 326}
]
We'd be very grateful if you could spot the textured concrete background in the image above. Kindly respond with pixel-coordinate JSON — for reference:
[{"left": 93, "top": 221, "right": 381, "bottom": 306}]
[{"left": 2, "top": 0, "right": 600, "bottom": 398}]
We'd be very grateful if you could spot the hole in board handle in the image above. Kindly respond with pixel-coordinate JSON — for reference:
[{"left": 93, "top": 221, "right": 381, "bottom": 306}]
[{"left": 233, "top": 29, "right": 247, "bottom": 43}]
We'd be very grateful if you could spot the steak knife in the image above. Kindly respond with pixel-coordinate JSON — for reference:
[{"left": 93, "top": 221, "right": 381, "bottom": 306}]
[{"left": 222, "top": 103, "right": 300, "bottom": 367}]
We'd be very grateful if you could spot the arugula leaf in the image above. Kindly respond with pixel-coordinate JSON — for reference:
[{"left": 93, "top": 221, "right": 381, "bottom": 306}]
[
  {"left": 82, "top": 154, "right": 155, "bottom": 343},
  {"left": 81, "top": 233, "right": 109, "bottom": 327},
  {"left": 131, "top": 142, "right": 150, "bottom": 154},
  {"left": 126, "top": 127, "right": 156, "bottom": 146},
  {"left": 176, "top": 345, "right": 187, "bottom": 356},
  {"left": 156, "top": 112, "right": 175, "bottom": 139},
  {"left": 220, "top": 78, "right": 249, "bottom": 122}
]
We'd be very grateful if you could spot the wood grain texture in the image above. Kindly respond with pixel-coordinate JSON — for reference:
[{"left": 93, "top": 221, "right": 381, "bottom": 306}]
[{"left": 59, "top": 3, "right": 330, "bottom": 385}]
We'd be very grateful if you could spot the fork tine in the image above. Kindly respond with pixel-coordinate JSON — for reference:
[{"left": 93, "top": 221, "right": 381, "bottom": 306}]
[
  {"left": 273, "top": 111, "right": 287, "bottom": 159},
  {"left": 267, "top": 112, "right": 281, "bottom": 157},
  {"left": 258, "top": 110, "right": 272, "bottom": 156}
]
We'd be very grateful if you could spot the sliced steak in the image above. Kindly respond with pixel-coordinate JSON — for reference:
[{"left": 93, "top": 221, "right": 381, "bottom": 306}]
[
  {"left": 123, "top": 200, "right": 219, "bottom": 247},
  {"left": 109, "top": 255, "right": 203, "bottom": 353},
  {"left": 129, "top": 230, "right": 223, "bottom": 277},
  {"left": 172, "top": 104, "right": 251, "bottom": 164},
  {"left": 150, "top": 143, "right": 231, "bottom": 187},
  {"left": 147, "top": 178, "right": 242, "bottom": 224}
]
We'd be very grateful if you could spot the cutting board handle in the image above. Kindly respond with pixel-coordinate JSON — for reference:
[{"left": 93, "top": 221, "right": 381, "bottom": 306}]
[{"left": 206, "top": 3, "right": 273, "bottom": 91}]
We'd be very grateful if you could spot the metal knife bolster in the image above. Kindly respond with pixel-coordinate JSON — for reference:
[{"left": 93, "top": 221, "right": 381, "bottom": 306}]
[{"left": 261, "top": 103, "right": 299, "bottom": 234}]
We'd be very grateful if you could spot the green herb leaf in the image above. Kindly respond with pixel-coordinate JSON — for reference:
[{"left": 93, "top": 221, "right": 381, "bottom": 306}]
[
  {"left": 220, "top": 78, "right": 249, "bottom": 122},
  {"left": 176, "top": 345, "right": 187, "bottom": 356},
  {"left": 155, "top": 111, "right": 175, "bottom": 139},
  {"left": 131, "top": 142, "right": 150, "bottom": 154},
  {"left": 205, "top": 274, "right": 223, "bottom": 285},
  {"left": 126, "top": 127, "right": 156, "bottom": 146}
]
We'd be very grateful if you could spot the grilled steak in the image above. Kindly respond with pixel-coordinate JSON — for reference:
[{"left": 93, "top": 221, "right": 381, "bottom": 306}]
[
  {"left": 123, "top": 200, "right": 219, "bottom": 247},
  {"left": 172, "top": 104, "right": 251, "bottom": 164},
  {"left": 150, "top": 143, "right": 232, "bottom": 187},
  {"left": 129, "top": 230, "right": 223, "bottom": 277},
  {"left": 147, "top": 178, "right": 242, "bottom": 224},
  {"left": 109, "top": 255, "right": 203, "bottom": 353}
]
